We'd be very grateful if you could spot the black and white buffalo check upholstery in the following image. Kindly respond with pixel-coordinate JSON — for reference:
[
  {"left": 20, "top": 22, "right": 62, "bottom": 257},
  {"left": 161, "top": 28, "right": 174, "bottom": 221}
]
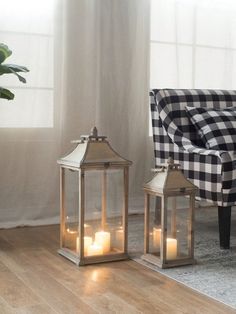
[
  {"left": 150, "top": 89, "right": 236, "bottom": 206},
  {"left": 185, "top": 106, "right": 236, "bottom": 151}
]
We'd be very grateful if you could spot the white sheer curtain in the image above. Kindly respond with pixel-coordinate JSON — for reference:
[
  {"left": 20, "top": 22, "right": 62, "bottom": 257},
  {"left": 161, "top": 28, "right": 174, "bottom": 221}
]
[
  {"left": 0, "top": 0, "right": 151, "bottom": 227},
  {"left": 150, "top": 0, "right": 236, "bottom": 89}
]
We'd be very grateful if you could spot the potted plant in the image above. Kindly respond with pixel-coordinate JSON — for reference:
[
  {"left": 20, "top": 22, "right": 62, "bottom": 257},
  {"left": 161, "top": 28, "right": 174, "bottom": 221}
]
[{"left": 0, "top": 43, "right": 29, "bottom": 100}]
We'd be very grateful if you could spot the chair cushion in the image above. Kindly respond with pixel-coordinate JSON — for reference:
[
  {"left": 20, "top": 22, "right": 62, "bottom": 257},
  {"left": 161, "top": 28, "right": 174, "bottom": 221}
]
[{"left": 185, "top": 105, "right": 236, "bottom": 151}]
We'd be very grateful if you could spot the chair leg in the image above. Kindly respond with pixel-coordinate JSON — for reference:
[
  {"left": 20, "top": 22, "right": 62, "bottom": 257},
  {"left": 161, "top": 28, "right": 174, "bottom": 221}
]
[{"left": 218, "top": 206, "right": 231, "bottom": 249}]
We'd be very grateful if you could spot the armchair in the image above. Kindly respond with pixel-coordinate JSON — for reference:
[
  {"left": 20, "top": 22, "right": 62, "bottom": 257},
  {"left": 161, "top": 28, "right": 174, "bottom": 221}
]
[{"left": 150, "top": 89, "right": 236, "bottom": 249}]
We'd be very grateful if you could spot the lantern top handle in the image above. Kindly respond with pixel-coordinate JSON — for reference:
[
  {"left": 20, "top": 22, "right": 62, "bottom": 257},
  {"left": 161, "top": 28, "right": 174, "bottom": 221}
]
[
  {"left": 152, "top": 157, "right": 180, "bottom": 172},
  {"left": 71, "top": 127, "right": 107, "bottom": 143}
]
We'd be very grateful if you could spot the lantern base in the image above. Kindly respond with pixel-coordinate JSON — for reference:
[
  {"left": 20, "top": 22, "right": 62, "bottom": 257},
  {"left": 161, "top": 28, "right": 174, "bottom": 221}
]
[
  {"left": 58, "top": 248, "right": 129, "bottom": 266},
  {"left": 141, "top": 253, "right": 195, "bottom": 269}
]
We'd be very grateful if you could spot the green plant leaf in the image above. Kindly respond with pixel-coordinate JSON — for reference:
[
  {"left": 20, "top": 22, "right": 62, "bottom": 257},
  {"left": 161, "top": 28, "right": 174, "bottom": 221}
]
[
  {"left": 2, "top": 64, "right": 29, "bottom": 73},
  {"left": 0, "top": 43, "right": 12, "bottom": 64},
  {"left": 0, "top": 43, "right": 29, "bottom": 100},
  {"left": 0, "top": 87, "right": 14, "bottom": 100},
  {"left": 0, "top": 64, "right": 29, "bottom": 83},
  {"left": 0, "top": 64, "right": 29, "bottom": 74}
]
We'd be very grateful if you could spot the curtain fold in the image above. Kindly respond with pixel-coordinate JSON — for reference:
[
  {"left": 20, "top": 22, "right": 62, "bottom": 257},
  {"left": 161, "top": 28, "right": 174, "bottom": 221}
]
[{"left": 96, "top": 0, "right": 151, "bottom": 200}]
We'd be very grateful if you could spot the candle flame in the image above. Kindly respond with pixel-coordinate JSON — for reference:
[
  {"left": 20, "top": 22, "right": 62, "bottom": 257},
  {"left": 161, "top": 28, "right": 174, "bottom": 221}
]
[{"left": 66, "top": 228, "right": 77, "bottom": 234}]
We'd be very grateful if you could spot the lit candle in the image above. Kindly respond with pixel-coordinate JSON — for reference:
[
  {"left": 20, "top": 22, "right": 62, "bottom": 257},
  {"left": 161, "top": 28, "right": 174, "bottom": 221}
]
[
  {"left": 166, "top": 238, "right": 177, "bottom": 260},
  {"left": 76, "top": 236, "right": 93, "bottom": 255},
  {"left": 67, "top": 228, "right": 77, "bottom": 234},
  {"left": 153, "top": 227, "right": 161, "bottom": 250},
  {"left": 95, "top": 231, "right": 111, "bottom": 254},
  {"left": 87, "top": 242, "right": 103, "bottom": 256}
]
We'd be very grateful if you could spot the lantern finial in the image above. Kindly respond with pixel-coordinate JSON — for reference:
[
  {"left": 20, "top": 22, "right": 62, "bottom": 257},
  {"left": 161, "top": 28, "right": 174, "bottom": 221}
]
[
  {"left": 167, "top": 157, "right": 174, "bottom": 165},
  {"left": 91, "top": 126, "right": 98, "bottom": 137},
  {"left": 167, "top": 157, "right": 180, "bottom": 170},
  {"left": 79, "top": 127, "right": 107, "bottom": 142}
]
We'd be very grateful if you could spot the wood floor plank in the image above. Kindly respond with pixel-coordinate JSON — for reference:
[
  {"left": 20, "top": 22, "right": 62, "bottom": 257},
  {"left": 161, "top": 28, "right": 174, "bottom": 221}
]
[
  {"left": 0, "top": 249, "right": 39, "bottom": 275},
  {"left": 16, "top": 270, "right": 97, "bottom": 314},
  {"left": 0, "top": 296, "right": 15, "bottom": 314},
  {"left": 103, "top": 264, "right": 183, "bottom": 314},
  {"left": 15, "top": 303, "right": 57, "bottom": 314},
  {"left": 0, "top": 270, "right": 41, "bottom": 309},
  {"left": 83, "top": 292, "right": 142, "bottom": 314}
]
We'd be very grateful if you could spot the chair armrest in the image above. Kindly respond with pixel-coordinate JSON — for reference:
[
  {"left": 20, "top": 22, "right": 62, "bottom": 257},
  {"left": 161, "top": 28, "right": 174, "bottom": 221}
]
[
  {"left": 179, "top": 139, "right": 236, "bottom": 193},
  {"left": 177, "top": 134, "right": 236, "bottom": 162},
  {"left": 177, "top": 137, "right": 221, "bottom": 158}
]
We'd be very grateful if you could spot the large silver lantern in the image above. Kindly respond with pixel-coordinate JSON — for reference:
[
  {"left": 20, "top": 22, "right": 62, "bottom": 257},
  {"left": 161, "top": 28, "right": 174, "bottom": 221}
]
[{"left": 57, "top": 127, "right": 132, "bottom": 265}]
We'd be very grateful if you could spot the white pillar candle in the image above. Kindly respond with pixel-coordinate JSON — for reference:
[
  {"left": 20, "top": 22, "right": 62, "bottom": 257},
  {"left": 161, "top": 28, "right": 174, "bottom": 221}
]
[
  {"left": 76, "top": 236, "right": 93, "bottom": 255},
  {"left": 95, "top": 231, "right": 111, "bottom": 254},
  {"left": 87, "top": 242, "right": 103, "bottom": 256},
  {"left": 166, "top": 238, "right": 177, "bottom": 260},
  {"left": 153, "top": 227, "right": 161, "bottom": 250}
]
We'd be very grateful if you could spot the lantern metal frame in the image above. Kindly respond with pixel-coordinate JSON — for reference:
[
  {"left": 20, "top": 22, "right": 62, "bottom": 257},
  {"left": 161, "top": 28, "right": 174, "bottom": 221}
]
[
  {"left": 142, "top": 157, "right": 197, "bottom": 269},
  {"left": 57, "top": 127, "right": 132, "bottom": 266}
]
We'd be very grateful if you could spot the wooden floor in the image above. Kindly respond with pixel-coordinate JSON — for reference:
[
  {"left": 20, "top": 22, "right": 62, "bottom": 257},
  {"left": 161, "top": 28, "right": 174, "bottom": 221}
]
[{"left": 0, "top": 225, "right": 234, "bottom": 314}]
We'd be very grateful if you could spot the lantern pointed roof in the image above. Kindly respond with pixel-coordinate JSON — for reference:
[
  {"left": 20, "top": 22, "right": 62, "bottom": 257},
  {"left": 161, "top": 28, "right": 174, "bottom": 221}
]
[
  {"left": 57, "top": 127, "right": 132, "bottom": 168},
  {"left": 144, "top": 157, "right": 196, "bottom": 194}
]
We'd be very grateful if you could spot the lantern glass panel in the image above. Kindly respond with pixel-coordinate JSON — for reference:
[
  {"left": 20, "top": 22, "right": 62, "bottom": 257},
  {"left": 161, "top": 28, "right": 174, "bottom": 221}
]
[
  {"left": 148, "top": 195, "right": 192, "bottom": 260},
  {"left": 148, "top": 195, "right": 162, "bottom": 255},
  {"left": 166, "top": 195, "right": 191, "bottom": 260},
  {"left": 84, "top": 168, "right": 124, "bottom": 256},
  {"left": 63, "top": 168, "right": 79, "bottom": 252}
]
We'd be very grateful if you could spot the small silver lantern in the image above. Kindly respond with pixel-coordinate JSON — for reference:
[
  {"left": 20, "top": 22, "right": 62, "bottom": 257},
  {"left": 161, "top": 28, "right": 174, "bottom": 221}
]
[
  {"left": 142, "top": 157, "right": 197, "bottom": 268},
  {"left": 57, "top": 127, "right": 132, "bottom": 265}
]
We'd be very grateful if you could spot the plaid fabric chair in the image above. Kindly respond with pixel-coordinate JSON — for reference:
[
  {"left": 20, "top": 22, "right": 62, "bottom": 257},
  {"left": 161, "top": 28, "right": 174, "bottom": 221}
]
[{"left": 150, "top": 89, "right": 236, "bottom": 249}]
